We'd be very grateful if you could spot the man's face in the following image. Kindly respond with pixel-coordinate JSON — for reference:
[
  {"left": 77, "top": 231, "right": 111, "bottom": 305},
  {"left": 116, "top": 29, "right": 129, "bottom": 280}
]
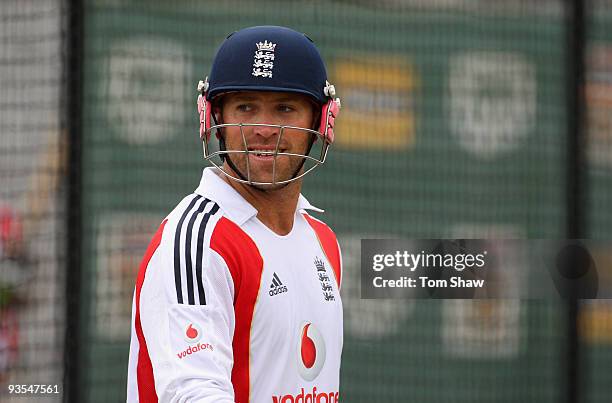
[{"left": 218, "top": 91, "right": 316, "bottom": 189}]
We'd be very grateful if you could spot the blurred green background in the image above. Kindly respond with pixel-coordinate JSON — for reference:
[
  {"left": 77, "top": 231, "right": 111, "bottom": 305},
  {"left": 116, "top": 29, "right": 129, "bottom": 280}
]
[{"left": 5, "top": 0, "right": 611, "bottom": 402}]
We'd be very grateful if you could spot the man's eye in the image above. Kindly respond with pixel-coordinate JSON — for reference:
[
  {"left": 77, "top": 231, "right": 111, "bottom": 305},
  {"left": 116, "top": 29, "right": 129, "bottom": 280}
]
[
  {"left": 278, "top": 105, "right": 294, "bottom": 113},
  {"left": 237, "top": 104, "right": 252, "bottom": 112}
]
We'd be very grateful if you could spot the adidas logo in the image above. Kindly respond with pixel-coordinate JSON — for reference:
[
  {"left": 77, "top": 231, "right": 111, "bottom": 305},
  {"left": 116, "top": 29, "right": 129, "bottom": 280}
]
[{"left": 269, "top": 272, "right": 288, "bottom": 297}]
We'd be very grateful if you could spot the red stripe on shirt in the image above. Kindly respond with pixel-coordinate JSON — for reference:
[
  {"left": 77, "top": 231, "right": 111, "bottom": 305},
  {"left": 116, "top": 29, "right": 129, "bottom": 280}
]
[
  {"left": 135, "top": 218, "right": 167, "bottom": 403},
  {"left": 303, "top": 214, "right": 341, "bottom": 289},
  {"left": 210, "top": 217, "right": 263, "bottom": 403}
]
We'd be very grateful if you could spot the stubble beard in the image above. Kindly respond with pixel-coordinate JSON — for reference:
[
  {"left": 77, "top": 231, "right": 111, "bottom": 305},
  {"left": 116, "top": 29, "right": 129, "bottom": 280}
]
[{"left": 223, "top": 153, "right": 304, "bottom": 192}]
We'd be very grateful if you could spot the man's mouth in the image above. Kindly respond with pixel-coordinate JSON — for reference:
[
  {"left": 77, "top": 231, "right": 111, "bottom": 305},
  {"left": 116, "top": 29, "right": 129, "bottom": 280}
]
[{"left": 248, "top": 148, "right": 285, "bottom": 157}]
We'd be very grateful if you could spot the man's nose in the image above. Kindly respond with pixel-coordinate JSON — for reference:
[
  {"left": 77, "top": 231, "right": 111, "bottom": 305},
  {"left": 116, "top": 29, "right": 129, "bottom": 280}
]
[{"left": 252, "top": 110, "right": 280, "bottom": 139}]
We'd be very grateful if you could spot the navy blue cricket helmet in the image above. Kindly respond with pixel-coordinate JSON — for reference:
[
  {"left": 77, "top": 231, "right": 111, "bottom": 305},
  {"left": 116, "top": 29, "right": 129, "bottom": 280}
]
[{"left": 207, "top": 25, "right": 329, "bottom": 104}]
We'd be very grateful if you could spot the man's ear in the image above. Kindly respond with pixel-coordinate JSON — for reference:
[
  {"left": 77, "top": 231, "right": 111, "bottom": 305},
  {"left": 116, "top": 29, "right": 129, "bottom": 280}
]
[
  {"left": 212, "top": 94, "right": 227, "bottom": 124},
  {"left": 212, "top": 105, "right": 222, "bottom": 124},
  {"left": 311, "top": 104, "right": 321, "bottom": 131}
]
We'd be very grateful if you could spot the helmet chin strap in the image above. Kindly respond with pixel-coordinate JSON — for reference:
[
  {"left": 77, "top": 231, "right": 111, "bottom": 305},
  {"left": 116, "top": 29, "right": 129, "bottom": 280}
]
[
  {"left": 213, "top": 110, "right": 251, "bottom": 183},
  {"left": 218, "top": 135, "right": 250, "bottom": 182},
  {"left": 291, "top": 134, "right": 316, "bottom": 178}
]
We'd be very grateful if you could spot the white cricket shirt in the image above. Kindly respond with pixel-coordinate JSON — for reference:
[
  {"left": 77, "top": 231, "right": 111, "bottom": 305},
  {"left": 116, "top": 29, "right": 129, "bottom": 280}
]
[{"left": 127, "top": 167, "right": 343, "bottom": 403}]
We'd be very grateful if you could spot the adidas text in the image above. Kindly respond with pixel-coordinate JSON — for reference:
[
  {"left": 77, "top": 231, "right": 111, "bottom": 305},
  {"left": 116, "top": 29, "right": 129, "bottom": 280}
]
[{"left": 269, "top": 285, "right": 288, "bottom": 296}]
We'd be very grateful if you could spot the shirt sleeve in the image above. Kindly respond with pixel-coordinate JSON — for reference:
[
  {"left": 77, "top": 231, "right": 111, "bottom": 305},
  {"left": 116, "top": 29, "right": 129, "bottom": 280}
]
[{"left": 133, "top": 221, "right": 237, "bottom": 403}]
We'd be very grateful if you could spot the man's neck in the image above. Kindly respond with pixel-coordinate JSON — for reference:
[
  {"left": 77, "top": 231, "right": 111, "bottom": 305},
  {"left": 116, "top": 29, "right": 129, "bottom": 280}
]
[{"left": 222, "top": 172, "right": 301, "bottom": 236}]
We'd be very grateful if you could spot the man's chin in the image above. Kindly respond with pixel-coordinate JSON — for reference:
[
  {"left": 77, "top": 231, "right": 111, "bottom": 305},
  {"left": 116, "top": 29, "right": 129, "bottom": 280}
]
[
  {"left": 249, "top": 181, "right": 291, "bottom": 192},
  {"left": 242, "top": 173, "right": 293, "bottom": 191},
  {"left": 236, "top": 169, "right": 293, "bottom": 187},
  {"left": 222, "top": 161, "right": 300, "bottom": 190}
]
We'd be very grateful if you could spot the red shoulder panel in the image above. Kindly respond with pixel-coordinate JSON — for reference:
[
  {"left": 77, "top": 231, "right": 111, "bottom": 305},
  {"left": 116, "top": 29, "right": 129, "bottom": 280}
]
[
  {"left": 135, "top": 218, "right": 168, "bottom": 403},
  {"left": 303, "top": 214, "right": 341, "bottom": 289},
  {"left": 210, "top": 217, "right": 263, "bottom": 403}
]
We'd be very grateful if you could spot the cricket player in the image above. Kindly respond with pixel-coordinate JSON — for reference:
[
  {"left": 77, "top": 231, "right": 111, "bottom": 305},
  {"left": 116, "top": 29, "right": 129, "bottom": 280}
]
[{"left": 127, "top": 26, "right": 343, "bottom": 402}]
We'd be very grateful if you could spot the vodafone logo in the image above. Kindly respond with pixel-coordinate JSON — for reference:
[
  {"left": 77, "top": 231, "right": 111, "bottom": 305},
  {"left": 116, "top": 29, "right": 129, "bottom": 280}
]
[
  {"left": 272, "top": 387, "right": 339, "bottom": 403},
  {"left": 184, "top": 323, "right": 202, "bottom": 344},
  {"left": 175, "top": 322, "right": 213, "bottom": 360},
  {"left": 297, "top": 322, "right": 326, "bottom": 381}
]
